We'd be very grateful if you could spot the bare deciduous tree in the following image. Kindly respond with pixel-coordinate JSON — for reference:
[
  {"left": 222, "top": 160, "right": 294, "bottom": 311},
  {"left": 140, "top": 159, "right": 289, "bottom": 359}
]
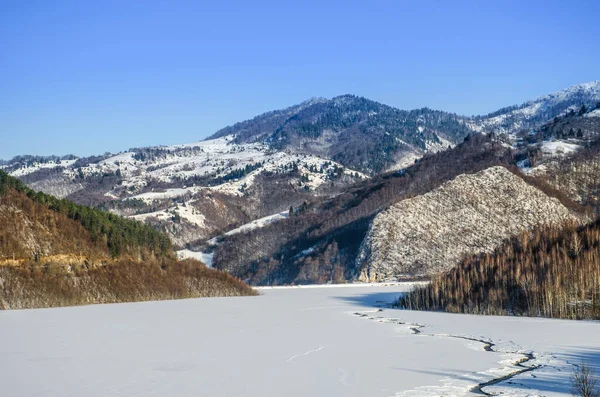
[{"left": 572, "top": 363, "right": 600, "bottom": 397}]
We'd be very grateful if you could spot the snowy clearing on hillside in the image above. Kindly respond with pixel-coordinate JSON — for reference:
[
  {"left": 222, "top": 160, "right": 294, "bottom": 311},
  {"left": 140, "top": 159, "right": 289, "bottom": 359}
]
[
  {"left": 7, "top": 159, "right": 78, "bottom": 177},
  {"left": 223, "top": 211, "right": 289, "bottom": 236},
  {"left": 541, "top": 140, "right": 582, "bottom": 156},
  {"left": 176, "top": 249, "right": 214, "bottom": 267},
  {"left": 1, "top": 285, "right": 598, "bottom": 397},
  {"left": 182, "top": 210, "right": 291, "bottom": 264},
  {"left": 585, "top": 109, "right": 600, "bottom": 118}
]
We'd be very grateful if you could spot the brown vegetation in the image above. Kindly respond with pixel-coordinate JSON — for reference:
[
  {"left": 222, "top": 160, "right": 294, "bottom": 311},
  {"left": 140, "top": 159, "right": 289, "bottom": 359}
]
[
  {"left": 400, "top": 219, "right": 600, "bottom": 320},
  {"left": 0, "top": 171, "right": 256, "bottom": 309},
  {"left": 0, "top": 257, "right": 257, "bottom": 309}
]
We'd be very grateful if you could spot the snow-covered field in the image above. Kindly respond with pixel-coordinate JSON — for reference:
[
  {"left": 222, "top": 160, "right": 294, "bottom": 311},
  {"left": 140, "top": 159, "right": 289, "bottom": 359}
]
[{"left": 1, "top": 284, "right": 599, "bottom": 397}]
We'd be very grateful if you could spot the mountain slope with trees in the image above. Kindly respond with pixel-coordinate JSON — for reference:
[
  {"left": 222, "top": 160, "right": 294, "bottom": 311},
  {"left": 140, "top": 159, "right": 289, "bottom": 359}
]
[
  {"left": 2, "top": 80, "right": 600, "bottom": 284},
  {"left": 211, "top": 134, "right": 515, "bottom": 284},
  {"left": 210, "top": 95, "right": 469, "bottom": 174},
  {"left": 399, "top": 219, "right": 600, "bottom": 320},
  {"left": 469, "top": 80, "right": 600, "bottom": 134},
  {"left": 0, "top": 171, "right": 256, "bottom": 309},
  {"left": 357, "top": 166, "right": 580, "bottom": 280}
]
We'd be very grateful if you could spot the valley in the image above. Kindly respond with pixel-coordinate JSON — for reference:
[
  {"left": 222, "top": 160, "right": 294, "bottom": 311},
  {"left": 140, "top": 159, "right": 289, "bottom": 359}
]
[{"left": 5, "top": 4, "right": 600, "bottom": 396}]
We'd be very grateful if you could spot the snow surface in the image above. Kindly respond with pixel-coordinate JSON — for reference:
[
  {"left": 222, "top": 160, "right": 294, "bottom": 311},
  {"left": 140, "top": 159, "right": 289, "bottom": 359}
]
[
  {"left": 541, "top": 140, "right": 582, "bottom": 156},
  {"left": 223, "top": 211, "right": 289, "bottom": 237},
  {"left": 8, "top": 159, "right": 78, "bottom": 177},
  {"left": 585, "top": 109, "right": 600, "bottom": 118},
  {"left": 176, "top": 249, "right": 214, "bottom": 267},
  {"left": 1, "top": 284, "right": 598, "bottom": 397}
]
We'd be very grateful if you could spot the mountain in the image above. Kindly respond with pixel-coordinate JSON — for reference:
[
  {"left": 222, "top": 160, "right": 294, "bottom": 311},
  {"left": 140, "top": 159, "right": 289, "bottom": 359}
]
[
  {"left": 210, "top": 95, "right": 469, "bottom": 173},
  {"left": 516, "top": 106, "right": 600, "bottom": 210},
  {"left": 210, "top": 134, "right": 516, "bottom": 284},
  {"left": 0, "top": 171, "right": 255, "bottom": 309},
  {"left": 357, "top": 166, "right": 579, "bottom": 280},
  {"left": 469, "top": 80, "right": 600, "bottom": 135},
  {"left": 2, "top": 136, "right": 367, "bottom": 247},
  {"left": 2, "top": 80, "right": 599, "bottom": 271}
]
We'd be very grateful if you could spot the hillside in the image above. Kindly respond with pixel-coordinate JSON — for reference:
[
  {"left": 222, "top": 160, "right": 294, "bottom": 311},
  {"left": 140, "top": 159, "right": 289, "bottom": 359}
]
[
  {"left": 517, "top": 107, "right": 600, "bottom": 210},
  {"left": 0, "top": 170, "right": 171, "bottom": 260},
  {"left": 0, "top": 171, "right": 256, "bottom": 309},
  {"left": 210, "top": 95, "right": 468, "bottom": 173},
  {"left": 357, "top": 166, "right": 580, "bottom": 280},
  {"left": 210, "top": 134, "right": 515, "bottom": 284},
  {"left": 469, "top": 80, "right": 600, "bottom": 134},
  {"left": 2, "top": 80, "right": 600, "bottom": 258},
  {"left": 399, "top": 218, "right": 600, "bottom": 320},
  {"left": 4, "top": 136, "right": 366, "bottom": 247}
]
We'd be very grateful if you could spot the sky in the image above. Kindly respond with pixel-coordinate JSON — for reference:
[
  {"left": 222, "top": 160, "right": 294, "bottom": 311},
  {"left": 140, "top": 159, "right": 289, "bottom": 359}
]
[{"left": 1, "top": 0, "right": 599, "bottom": 159}]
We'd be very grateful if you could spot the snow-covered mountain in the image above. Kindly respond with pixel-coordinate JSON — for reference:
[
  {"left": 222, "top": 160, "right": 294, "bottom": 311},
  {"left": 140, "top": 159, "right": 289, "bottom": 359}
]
[
  {"left": 356, "top": 166, "right": 579, "bottom": 280},
  {"left": 3, "top": 80, "right": 599, "bottom": 255},
  {"left": 210, "top": 95, "right": 468, "bottom": 173},
  {"left": 468, "top": 80, "right": 600, "bottom": 135},
  {"left": 3, "top": 135, "right": 367, "bottom": 247}
]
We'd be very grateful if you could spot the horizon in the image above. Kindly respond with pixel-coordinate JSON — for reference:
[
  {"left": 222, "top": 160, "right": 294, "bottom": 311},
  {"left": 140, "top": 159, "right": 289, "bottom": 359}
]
[{"left": 2, "top": 1, "right": 600, "bottom": 159}]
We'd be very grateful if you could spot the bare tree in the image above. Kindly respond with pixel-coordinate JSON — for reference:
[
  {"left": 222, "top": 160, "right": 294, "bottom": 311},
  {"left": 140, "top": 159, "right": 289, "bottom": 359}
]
[{"left": 572, "top": 363, "right": 600, "bottom": 397}]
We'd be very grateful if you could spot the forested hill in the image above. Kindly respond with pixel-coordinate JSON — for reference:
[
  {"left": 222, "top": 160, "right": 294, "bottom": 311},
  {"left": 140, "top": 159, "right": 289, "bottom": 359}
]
[
  {"left": 210, "top": 95, "right": 469, "bottom": 174},
  {"left": 211, "top": 134, "right": 516, "bottom": 285},
  {"left": 0, "top": 170, "right": 256, "bottom": 309},
  {"left": 399, "top": 218, "right": 600, "bottom": 320},
  {"left": 0, "top": 170, "right": 171, "bottom": 260}
]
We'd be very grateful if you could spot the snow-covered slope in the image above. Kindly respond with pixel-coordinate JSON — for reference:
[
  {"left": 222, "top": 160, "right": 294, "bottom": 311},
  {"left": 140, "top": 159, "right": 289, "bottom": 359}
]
[
  {"left": 4, "top": 135, "right": 366, "bottom": 247},
  {"left": 5, "top": 81, "right": 599, "bottom": 253},
  {"left": 469, "top": 80, "right": 600, "bottom": 134},
  {"left": 357, "top": 166, "right": 579, "bottom": 280}
]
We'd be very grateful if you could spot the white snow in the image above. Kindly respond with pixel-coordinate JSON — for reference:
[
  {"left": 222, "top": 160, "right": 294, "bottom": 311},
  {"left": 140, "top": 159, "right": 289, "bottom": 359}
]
[
  {"left": 8, "top": 159, "right": 78, "bottom": 177},
  {"left": 585, "top": 109, "right": 600, "bottom": 118},
  {"left": 131, "top": 188, "right": 195, "bottom": 202},
  {"left": 176, "top": 249, "right": 214, "bottom": 267},
  {"left": 541, "top": 140, "right": 582, "bottom": 156},
  {"left": 468, "top": 81, "right": 600, "bottom": 135},
  {"left": 0, "top": 285, "right": 598, "bottom": 397},
  {"left": 223, "top": 211, "right": 289, "bottom": 237}
]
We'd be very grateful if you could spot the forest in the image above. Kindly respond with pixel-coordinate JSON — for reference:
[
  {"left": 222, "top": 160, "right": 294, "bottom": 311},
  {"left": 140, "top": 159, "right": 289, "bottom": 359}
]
[
  {"left": 399, "top": 219, "right": 600, "bottom": 320},
  {"left": 0, "top": 170, "right": 256, "bottom": 309},
  {"left": 0, "top": 257, "right": 256, "bottom": 309},
  {"left": 0, "top": 170, "right": 171, "bottom": 259}
]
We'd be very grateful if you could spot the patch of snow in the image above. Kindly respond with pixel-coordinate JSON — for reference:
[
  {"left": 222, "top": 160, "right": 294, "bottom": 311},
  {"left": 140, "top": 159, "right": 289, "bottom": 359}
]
[
  {"left": 541, "top": 140, "right": 582, "bottom": 156},
  {"left": 223, "top": 211, "right": 289, "bottom": 237},
  {"left": 8, "top": 159, "right": 78, "bottom": 177},
  {"left": 584, "top": 109, "right": 600, "bottom": 118},
  {"left": 130, "top": 188, "right": 195, "bottom": 203},
  {"left": 177, "top": 249, "right": 213, "bottom": 267}
]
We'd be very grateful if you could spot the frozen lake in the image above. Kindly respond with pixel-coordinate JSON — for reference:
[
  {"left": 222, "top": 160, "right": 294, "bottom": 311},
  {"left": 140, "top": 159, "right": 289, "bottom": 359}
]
[{"left": 1, "top": 284, "right": 599, "bottom": 396}]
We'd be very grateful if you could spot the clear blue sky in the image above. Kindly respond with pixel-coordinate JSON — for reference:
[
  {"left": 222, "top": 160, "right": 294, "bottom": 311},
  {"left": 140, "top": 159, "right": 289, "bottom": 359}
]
[{"left": 1, "top": 0, "right": 599, "bottom": 159}]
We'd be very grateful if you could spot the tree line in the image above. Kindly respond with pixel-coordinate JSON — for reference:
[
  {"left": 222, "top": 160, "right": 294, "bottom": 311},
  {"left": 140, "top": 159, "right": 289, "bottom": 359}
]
[{"left": 399, "top": 219, "right": 600, "bottom": 320}]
